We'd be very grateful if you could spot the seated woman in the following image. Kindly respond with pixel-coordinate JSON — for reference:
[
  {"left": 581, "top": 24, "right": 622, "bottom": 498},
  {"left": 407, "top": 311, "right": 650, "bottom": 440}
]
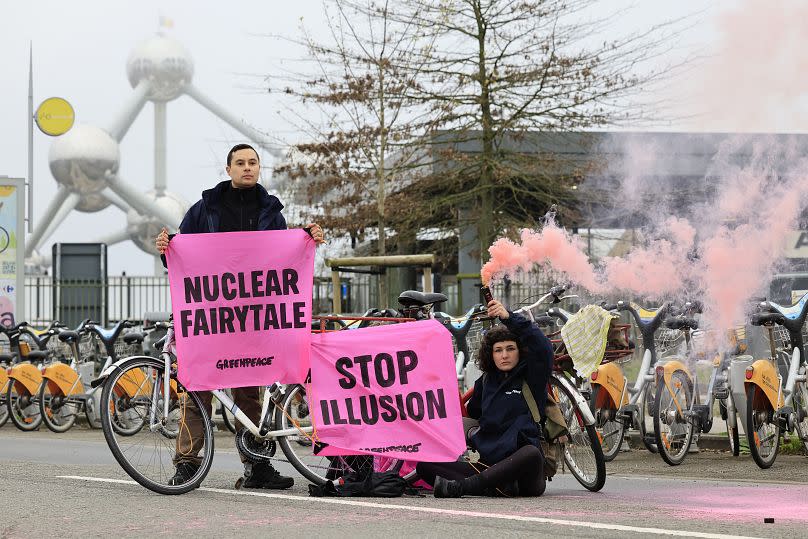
[{"left": 416, "top": 296, "right": 554, "bottom": 498}]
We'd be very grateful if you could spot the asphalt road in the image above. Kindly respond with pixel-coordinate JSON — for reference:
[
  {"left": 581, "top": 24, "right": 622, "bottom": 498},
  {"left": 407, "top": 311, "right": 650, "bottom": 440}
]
[{"left": 2, "top": 426, "right": 807, "bottom": 538}]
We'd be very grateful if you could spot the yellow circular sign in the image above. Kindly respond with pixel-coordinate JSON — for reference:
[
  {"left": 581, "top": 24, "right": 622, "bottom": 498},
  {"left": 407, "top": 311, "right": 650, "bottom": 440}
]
[{"left": 35, "top": 97, "right": 75, "bottom": 136}]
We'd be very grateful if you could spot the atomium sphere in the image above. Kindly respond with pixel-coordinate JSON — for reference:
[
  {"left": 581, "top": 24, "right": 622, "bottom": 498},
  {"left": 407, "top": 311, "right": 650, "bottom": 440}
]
[
  {"left": 126, "top": 190, "right": 189, "bottom": 254},
  {"left": 126, "top": 35, "right": 194, "bottom": 102},
  {"left": 48, "top": 124, "right": 118, "bottom": 211},
  {"left": 76, "top": 193, "right": 112, "bottom": 213}
]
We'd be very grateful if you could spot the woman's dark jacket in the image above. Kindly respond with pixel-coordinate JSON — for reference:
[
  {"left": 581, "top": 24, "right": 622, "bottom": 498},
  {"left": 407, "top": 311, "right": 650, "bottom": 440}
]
[
  {"left": 161, "top": 180, "right": 286, "bottom": 267},
  {"left": 466, "top": 312, "right": 554, "bottom": 464}
]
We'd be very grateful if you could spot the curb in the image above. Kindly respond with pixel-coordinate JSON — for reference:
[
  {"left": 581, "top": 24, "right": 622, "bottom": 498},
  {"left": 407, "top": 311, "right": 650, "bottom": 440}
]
[{"left": 627, "top": 432, "right": 733, "bottom": 452}]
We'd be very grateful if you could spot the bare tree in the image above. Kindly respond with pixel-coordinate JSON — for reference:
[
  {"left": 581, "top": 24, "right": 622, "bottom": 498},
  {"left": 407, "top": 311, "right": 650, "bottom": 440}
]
[
  {"left": 383, "top": 0, "right": 688, "bottom": 261},
  {"left": 272, "top": 0, "right": 445, "bottom": 304}
]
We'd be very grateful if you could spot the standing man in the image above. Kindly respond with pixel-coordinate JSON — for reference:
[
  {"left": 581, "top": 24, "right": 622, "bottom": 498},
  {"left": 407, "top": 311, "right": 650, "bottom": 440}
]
[{"left": 156, "top": 143, "right": 324, "bottom": 489}]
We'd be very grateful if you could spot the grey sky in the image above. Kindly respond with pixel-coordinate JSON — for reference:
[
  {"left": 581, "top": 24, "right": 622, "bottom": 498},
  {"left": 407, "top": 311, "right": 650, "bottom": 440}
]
[{"left": 0, "top": 0, "right": 744, "bottom": 275}]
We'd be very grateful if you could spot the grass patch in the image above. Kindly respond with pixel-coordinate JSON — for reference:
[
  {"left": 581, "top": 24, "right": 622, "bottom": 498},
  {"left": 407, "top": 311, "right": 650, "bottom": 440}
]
[{"left": 779, "top": 436, "right": 807, "bottom": 456}]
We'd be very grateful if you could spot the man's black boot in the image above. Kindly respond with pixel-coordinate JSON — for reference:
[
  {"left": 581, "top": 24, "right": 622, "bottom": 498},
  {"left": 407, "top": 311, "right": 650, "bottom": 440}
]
[
  {"left": 169, "top": 462, "right": 200, "bottom": 487},
  {"left": 240, "top": 462, "right": 294, "bottom": 489}
]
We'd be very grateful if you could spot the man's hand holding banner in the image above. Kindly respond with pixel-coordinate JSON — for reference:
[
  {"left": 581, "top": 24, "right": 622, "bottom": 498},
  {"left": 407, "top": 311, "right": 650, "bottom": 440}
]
[
  {"left": 166, "top": 229, "right": 314, "bottom": 391},
  {"left": 309, "top": 320, "right": 466, "bottom": 462}
]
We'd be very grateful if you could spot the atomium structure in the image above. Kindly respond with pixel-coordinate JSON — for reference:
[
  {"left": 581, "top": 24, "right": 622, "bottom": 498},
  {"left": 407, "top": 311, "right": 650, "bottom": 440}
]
[{"left": 26, "top": 34, "right": 284, "bottom": 272}]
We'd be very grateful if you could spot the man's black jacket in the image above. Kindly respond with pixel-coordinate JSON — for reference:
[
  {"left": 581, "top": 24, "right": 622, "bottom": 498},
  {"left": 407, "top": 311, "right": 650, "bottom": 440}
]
[
  {"left": 162, "top": 180, "right": 287, "bottom": 267},
  {"left": 466, "top": 312, "right": 554, "bottom": 464}
]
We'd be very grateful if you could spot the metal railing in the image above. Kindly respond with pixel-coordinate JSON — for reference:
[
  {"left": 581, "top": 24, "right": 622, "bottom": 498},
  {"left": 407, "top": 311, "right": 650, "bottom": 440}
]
[
  {"left": 23, "top": 270, "right": 561, "bottom": 325},
  {"left": 25, "top": 275, "right": 172, "bottom": 326}
]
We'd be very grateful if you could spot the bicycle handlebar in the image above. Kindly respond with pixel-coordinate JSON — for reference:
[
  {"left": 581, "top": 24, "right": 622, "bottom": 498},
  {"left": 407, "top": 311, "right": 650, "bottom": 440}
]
[{"left": 514, "top": 285, "right": 570, "bottom": 318}]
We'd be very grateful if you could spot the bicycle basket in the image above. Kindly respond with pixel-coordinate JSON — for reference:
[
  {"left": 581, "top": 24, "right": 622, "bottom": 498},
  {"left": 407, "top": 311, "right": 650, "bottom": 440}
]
[
  {"left": 654, "top": 327, "right": 685, "bottom": 357},
  {"left": 46, "top": 336, "right": 72, "bottom": 361},
  {"left": 763, "top": 325, "right": 791, "bottom": 352},
  {"left": 114, "top": 332, "right": 143, "bottom": 359},
  {"left": 602, "top": 324, "right": 634, "bottom": 364},
  {"left": 462, "top": 318, "right": 491, "bottom": 367}
]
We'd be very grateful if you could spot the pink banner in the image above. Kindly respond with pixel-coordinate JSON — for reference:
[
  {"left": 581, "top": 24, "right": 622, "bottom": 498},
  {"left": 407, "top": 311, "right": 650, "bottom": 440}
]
[
  {"left": 166, "top": 230, "right": 314, "bottom": 391},
  {"left": 309, "top": 320, "right": 465, "bottom": 462}
]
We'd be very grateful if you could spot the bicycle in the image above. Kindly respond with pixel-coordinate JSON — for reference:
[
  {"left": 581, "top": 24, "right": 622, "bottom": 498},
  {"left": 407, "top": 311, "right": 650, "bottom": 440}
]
[
  {"left": 649, "top": 305, "right": 699, "bottom": 465},
  {"left": 744, "top": 293, "right": 808, "bottom": 469},
  {"left": 98, "top": 315, "right": 415, "bottom": 495},
  {"left": 0, "top": 353, "right": 11, "bottom": 427},
  {"left": 39, "top": 319, "right": 145, "bottom": 433},
  {"left": 693, "top": 325, "right": 745, "bottom": 458},
  {"left": 4, "top": 322, "right": 60, "bottom": 431},
  {"left": 589, "top": 301, "right": 672, "bottom": 461}
]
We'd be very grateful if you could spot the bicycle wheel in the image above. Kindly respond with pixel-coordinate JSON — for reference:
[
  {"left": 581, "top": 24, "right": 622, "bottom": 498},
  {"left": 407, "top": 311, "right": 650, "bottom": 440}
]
[
  {"left": 276, "top": 384, "right": 374, "bottom": 486},
  {"left": 638, "top": 384, "right": 658, "bottom": 453},
  {"left": 38, "top": 383, "right": 79, "bottom": 433},
  {"left": 589, "top": 384, "right": 624, "bottom": 461},
  {"left": 653, "top": 370, "right": 694, "bottom": 466},
  {"left": 720, "top": 399, "right": 740, "bottom": 457},
  {"left": 745, "top": 384, "right": 780, "bottom": 469},
  {"left": 6, "top": 383, "right": 42, "bottom": 431},
  {"left": 550, "top": 376, "right": 606, "bottom": 492},
  {"left": 84, "top": 391, "right": 102, "bottom": 429},
  {"left": 792, "top": 380, "right": 808, "bottom": 453},
  {"left": 99, "top": 369, "right": 152, "bottom": 436},
  {"left": 218, "top": 389, "right": 237, "bottom": 433},
  {"left": 0, "top": 390, "right": 7, "bottom": 428},
  {"left": 100, "top": 356, "right": 213, "bottom": 494}
]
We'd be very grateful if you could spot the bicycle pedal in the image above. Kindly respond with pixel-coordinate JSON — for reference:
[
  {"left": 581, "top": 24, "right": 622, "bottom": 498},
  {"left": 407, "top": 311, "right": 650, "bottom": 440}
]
[
  {"left": 619, "top": 404, "right": 638, "bottom": 422},
  {"left": 691, "top": 404, "right": 710, "bottom": 418}
]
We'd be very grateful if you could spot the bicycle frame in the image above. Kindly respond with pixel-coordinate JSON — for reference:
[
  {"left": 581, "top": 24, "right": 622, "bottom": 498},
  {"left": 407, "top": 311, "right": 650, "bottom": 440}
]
[
  {"left": 146, "top": 325, "right": 314, "bottom": 441},
  {"left": 747, "top": 324, "right": 804, "bottom": 414},
  {"left": 596, "top": 303, "right": 669, "bottom": 420}
]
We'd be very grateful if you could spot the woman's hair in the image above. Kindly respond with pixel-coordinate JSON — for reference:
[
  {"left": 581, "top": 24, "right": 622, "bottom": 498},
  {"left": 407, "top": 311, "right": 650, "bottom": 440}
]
[{"left": 475, "top": 325, "right": 527, "bottom": 373}]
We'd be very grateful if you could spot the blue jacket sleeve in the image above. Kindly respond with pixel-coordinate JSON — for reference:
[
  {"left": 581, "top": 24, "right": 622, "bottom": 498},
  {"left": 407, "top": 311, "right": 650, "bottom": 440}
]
[{"left": 501, "top": 311, "right": 554, "bottom": 394}]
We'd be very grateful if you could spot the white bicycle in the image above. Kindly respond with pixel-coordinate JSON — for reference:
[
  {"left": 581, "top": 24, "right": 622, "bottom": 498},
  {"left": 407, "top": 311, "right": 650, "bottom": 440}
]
[{"left": 98, "top": 322, "right": 372, "bottom": 495}]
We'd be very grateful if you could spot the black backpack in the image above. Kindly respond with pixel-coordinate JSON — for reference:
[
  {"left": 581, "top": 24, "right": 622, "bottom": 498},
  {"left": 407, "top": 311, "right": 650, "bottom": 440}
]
[{"left": 308, "top": 470, "right": 409, "bottom": 498}]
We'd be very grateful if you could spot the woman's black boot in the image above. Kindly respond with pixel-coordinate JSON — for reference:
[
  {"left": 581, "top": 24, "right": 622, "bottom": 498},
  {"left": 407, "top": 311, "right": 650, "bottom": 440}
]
[{"left": 433, "top": 476, "right": 464, "bottom": 498}]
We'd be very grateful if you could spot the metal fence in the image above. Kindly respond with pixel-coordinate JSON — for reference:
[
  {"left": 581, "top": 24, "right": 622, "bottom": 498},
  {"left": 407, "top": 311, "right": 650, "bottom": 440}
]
[
  {"left": 23, "top": 270, "right": 562, "bottom": 326},
  {"left": 25, "top": 275, "right": 172, "bottom": 326}
]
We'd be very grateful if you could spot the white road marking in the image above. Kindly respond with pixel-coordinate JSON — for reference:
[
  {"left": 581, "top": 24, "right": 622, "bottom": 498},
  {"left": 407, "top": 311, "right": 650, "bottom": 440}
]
[{"left": 58, "top": 475, "right": 760, "bottom": 539}]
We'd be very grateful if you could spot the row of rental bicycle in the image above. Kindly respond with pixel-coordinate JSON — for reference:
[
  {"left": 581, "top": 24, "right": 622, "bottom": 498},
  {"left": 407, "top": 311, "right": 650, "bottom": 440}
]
[
  {"left": 3, "top": 284, "right": 807, "bottom": 496},
  {"left": 0, "top": 318, "right": 172, "bottom": 433},
  {"left": 508, "top": 285, "right": 808, "bottom": 471}
]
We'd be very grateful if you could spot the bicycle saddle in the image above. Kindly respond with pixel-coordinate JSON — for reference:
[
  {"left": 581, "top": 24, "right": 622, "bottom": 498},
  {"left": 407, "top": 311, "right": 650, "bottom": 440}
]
[
  {"left": 123, "top": 331, "right": 145, "bottom": 344},
  {"left": 57, "top": 330, "right": 81, "bottom": 343},
  {"left": 750, "top": 312, "right": 786, "bottom": 327},
  {"left": 397, "top": 290, "right": 448, "bottom": 308},
  {"left": 28, "top": 326, "right": 52, "bottom": 336},
  {"left": 90, "top": 319, "right": 133, "bottom": 352},
  {"left": 25, "top": 350, "right": 48, "bottom": 361},
  {"left": 629, "top": 303, "right": 665, "bottom": 323},
  {"left": 664, "top": 317, "right": 699, "bottom": 331}
]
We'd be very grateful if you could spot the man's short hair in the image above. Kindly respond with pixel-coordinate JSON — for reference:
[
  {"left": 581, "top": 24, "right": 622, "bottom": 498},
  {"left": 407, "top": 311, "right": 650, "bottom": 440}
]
[{"left": 227, "top": 144, "right": 259, "bottom": 166}]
